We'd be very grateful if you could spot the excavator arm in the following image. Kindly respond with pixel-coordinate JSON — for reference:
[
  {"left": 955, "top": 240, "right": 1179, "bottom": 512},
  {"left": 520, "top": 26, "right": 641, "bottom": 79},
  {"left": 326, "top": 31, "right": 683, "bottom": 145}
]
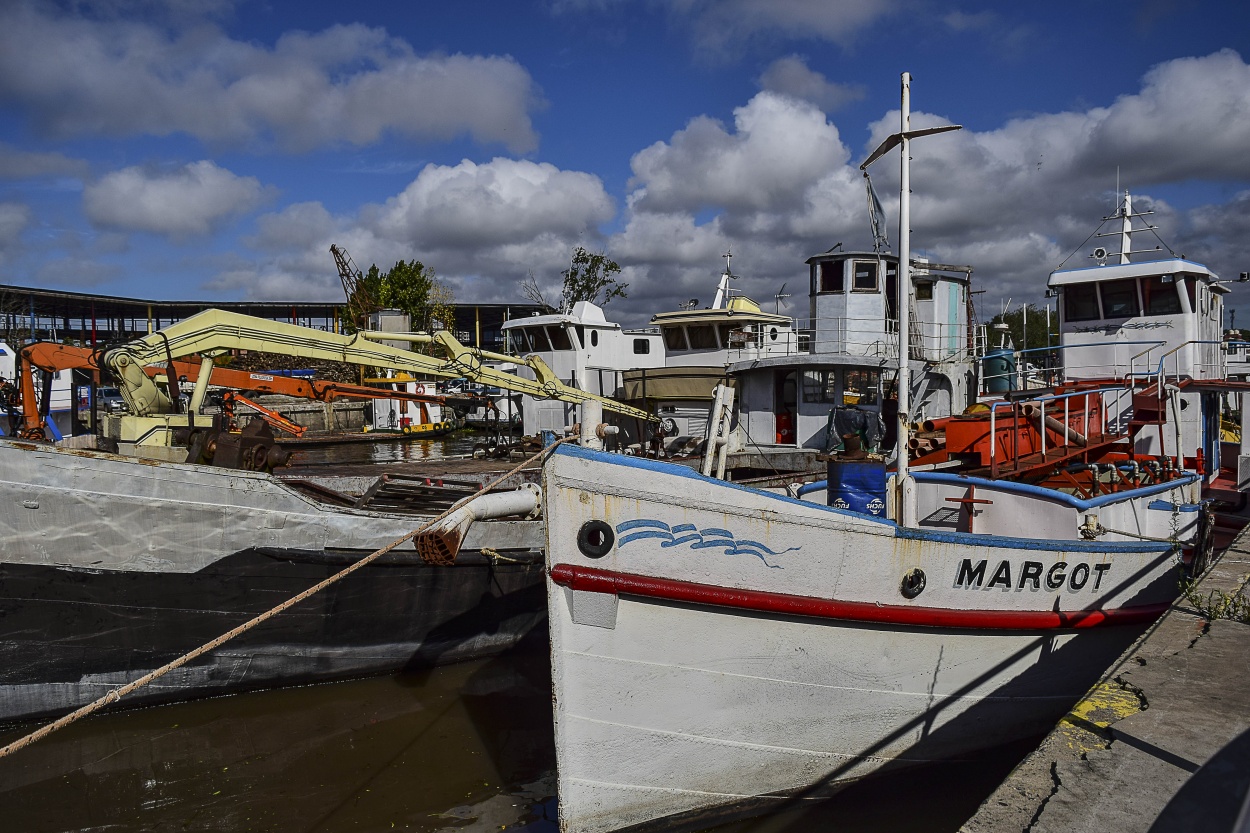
[
  {"left": 103, "top": 309, "right": 655, "bottom": 422},
  {"left": 16, "top": 342, "right": 103, "bottom": 439}
]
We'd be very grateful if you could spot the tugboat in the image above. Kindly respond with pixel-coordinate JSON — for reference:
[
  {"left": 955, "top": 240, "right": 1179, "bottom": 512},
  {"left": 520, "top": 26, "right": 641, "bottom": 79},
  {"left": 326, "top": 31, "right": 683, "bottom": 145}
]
[{"left": 539, "top": 73, "right": 1221, "bottom": 833}]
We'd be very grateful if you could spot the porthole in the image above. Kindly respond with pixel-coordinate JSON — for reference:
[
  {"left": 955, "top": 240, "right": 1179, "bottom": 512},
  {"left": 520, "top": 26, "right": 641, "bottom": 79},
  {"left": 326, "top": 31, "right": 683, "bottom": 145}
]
[{"left": 577, "top": 520, "right": 615, "bottom": 559}]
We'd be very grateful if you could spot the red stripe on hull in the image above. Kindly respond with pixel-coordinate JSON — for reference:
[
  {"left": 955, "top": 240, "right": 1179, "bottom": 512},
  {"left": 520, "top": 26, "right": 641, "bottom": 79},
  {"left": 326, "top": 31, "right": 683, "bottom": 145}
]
[{"left": 549, "top": 564, "right": 1170, "bottom": 630}]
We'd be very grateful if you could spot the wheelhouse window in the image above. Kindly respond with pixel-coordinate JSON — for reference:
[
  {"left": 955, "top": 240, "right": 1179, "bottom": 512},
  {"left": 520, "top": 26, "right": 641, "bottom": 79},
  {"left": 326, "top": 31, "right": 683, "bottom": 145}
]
[
  {"left": 1098, "top": 279, "right": 1140, "bottom": 319},
  {"left": 852, "top": 261, "right": 879, "bottom": 292},
  {"left": 818, "top": 261, "right": 844, "bottom": 293},
  {"left": 1142, "top": 275, "right": 1182, "bottom": 316},
  {"left": 915, "top": 282, "right": 934, "bottom": 301},
  {"left": 527, "top": 327, "right": 551, "bottom": 351},
  {"left": 802, "top": 369, "right": 837, "bottom": 403},
  {"left": 632, "top": 338, "right": 651, "bottom": 355},
  {"left": 1063, "top": 284, "right": 1100, "bottom": 322},
  {"left": 548, "top": 326, "right": 572, "bottom": 350},
  {"left": 663, "top": 326, "right": 688, "bottom": 351},
  {"left": 509, "top": 329, "right": 531, "bottom": 352},
  {"left": 844, "top": 369, "right": 881, "bottom": 406},
  {"left": 717, "top": 323, "right": 744, "bottom": 348},
  {"left": 687, "top": 325, "right": 718, "bottom": 349}
]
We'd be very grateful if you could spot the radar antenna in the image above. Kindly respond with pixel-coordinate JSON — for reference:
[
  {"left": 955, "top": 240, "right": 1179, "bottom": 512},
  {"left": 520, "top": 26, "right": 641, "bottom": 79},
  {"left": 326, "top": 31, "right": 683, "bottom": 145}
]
[{"left": 774, "top": 282, "right": 791, "bottom": 314}]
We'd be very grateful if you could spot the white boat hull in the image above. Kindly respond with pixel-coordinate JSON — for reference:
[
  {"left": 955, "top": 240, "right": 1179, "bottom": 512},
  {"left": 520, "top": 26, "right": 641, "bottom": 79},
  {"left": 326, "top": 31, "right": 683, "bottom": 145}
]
[{"left": 543, "top": 445, "right": 1186, "bottom": 832}]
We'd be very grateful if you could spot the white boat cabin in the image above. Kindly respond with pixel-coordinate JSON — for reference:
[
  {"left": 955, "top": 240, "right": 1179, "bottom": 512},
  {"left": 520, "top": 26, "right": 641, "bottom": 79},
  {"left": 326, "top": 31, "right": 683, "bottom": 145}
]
[
  {"left": 733, "top": 250, "right": 978, "bottom": 451},
  {"left": 502, "top": 301, "right": 663, "bottom": 436},
  {"left": 1046, "top": 193, "right": 1232, "bottom": 470}
]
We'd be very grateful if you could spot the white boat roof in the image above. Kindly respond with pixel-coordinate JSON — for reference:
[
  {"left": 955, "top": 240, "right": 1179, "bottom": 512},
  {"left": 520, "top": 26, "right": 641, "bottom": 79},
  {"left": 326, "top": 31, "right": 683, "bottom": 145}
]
[
  {"left": 651, "top": 295, "right": 791, "bottom": 327},
  {"left": 1048, "top": 257, "right": 1217, "bottom": 287},
  {"left": 501, "top": 300, "right": 620, "bottom": 331}
]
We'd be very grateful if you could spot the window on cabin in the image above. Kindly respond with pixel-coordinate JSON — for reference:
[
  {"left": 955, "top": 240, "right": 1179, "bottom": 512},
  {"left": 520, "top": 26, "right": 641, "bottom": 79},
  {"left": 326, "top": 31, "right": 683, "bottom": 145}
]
[
  {"left": 819, "top": 261, "right": 844, "bottom": 293},
  {"left": 1063, "top": 284, "right": 1100, "bottom": 322},
  {"left": 915, "top": 282, "right": 934, "bottom": 301},
  {"left": 548, "top": 326, "right": 572, "bottom": 350},
  {"left": 527, "top": 327, "right": 551, "bottom": 351},
  {"left": 573, "top": 325, "right": 585, "bottom": 349},
  {"left": 844, "top": 369, "right": 880, "bottom": 406},
  {"left": 1142, "top": 275, "right": 1183, "bottom": 316},
  {"left": 663, "top": 326, "right": 687, "bottom": 351},
  {"left": 802, "top": 370, "right": 837, "bottom": 403},
  {"left": 1098, "top": 279, "right": 1140, "bottom": 318},
  {"left": 590, "top": 330, "right": 599, "bottom": 347},
  {"left": 633, "top": 338, "right": 651, "bottom": 355},
  {"left": 1184, "top": 276, "right": 1197, "bottom": 312},
  {"left": 687, "top": 325, "right": 718, "bottom": 349},
  {"left": 508, "top": 329, "right": 529, "bottom": 352},
  {"left": 852, "top": 261, "right": 879, "bottom": 292}
]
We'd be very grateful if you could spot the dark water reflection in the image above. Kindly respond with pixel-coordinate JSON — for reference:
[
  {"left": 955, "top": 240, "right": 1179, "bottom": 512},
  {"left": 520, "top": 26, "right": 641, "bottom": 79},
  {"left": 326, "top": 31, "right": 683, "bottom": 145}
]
[
  {"left": 0, "top": 630, "right": 558, "bottom": 833},
  {"left": 284, "top": 431, "right": 483, "bottom": 468},
  {"left": 0, "top": 625, "right": 1036, "bottom": 833}
]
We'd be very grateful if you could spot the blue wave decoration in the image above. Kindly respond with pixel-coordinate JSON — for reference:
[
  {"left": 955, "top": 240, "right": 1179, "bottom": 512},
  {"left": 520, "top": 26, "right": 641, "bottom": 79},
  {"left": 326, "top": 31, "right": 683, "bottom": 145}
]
[{"left": 615, "top": 519, "right": 797, "bottom": 568}]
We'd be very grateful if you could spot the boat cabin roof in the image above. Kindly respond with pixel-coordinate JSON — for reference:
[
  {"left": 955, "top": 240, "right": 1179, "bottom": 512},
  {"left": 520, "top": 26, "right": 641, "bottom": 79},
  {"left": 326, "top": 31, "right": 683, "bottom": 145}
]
[
  {"left": 651, "top": 297, "right": 790, "bottom": 327},
  {"left": 501, "top": 300, "right": 622, "bottom": 332},
  {"left": 1048, "top": 257, "right": 1222, "bottom": 289}
]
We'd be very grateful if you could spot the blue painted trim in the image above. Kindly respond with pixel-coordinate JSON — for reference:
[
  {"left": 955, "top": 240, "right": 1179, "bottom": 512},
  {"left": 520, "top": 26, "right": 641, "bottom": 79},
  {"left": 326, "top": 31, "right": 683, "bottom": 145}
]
[
  {"left": 894, "top": 523, "right": 1172, "bottom": 554},
  {"left": 912, "top": 471, "right": 1197, "bottom": 512},
  {"left": 552, "top": 445, "right": 1179, "bottom": 555},
  {"left": 552, "top": 444, "right": 895, "bottom": 526},
  {"left": 1147, "top": 500, "right": 1201, "bottom": 512}
]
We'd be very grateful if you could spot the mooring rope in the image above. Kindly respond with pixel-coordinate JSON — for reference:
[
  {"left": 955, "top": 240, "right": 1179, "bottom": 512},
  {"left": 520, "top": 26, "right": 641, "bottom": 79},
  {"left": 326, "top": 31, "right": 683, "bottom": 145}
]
[{"left": 0, "top": 437, "right": 573, "bottom": 760}]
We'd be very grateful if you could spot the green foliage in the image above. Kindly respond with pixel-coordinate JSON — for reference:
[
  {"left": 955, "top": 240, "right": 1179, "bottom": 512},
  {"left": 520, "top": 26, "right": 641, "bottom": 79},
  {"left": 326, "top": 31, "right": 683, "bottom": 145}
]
[
  {"left": 378, "top": 260, "right": 434, "bottom": 324},
  {"left": 342, "top": 259, "right": 456, "bottom": 339},
  {"left": 988, "top": 303, "right": 1058, "bottom": 353},
  {"left": 560, "top": 247, "right": 627, "bottom": 308},
  {"left": 1180, "top": 577, "right": 1250, "bottom": 623}
]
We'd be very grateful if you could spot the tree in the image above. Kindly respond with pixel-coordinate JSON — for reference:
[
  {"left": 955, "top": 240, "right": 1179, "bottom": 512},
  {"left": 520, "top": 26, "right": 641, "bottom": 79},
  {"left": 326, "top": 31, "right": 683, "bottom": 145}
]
[
  {"left": 988, "top": 303, "right": 1057, "bottom": 353},
  {"left": 340, "top": 258, "right": 456, "bottom": 342},
  {"left": 520, "top": 270, "right": 555, "bottom": 311},
  {"left": 560, "top": 247, "right": 627, "bottom": 309}
]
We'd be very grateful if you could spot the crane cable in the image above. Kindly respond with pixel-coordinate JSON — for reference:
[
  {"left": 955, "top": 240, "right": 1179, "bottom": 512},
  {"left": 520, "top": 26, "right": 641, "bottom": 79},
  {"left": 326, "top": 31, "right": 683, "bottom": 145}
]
[{"left": 0, "top": 436, "right": 575, "bottom": 760}]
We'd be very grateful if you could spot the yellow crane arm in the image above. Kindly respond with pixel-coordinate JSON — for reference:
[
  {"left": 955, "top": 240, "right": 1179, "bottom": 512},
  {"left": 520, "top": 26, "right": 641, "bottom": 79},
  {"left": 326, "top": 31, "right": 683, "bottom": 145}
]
[{"left": 103, "top": 309, "right": 655, "bottom": 422}]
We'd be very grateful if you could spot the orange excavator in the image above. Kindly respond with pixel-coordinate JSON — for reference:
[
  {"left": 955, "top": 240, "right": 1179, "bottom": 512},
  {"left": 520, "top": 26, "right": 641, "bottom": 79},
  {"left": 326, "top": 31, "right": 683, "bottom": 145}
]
[{"left": 13, "top": 341, "right": 477, "bottom": 442}]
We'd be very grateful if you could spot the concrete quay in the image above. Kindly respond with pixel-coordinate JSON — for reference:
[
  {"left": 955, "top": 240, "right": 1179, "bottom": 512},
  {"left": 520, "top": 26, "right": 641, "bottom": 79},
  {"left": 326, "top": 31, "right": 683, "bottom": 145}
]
[{"left": 961, "top": 535, "right": 1250, "bottom": 833}]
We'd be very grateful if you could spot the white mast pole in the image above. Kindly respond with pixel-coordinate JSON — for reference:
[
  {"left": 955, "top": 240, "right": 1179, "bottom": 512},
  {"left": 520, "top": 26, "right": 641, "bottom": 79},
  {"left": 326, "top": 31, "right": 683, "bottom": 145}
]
[
  {"left": 896, "top": 72, "right": 915, "bottom": 527},
  {"left": 1119, "top": 191, "right": 1132, "bottom": 264},
  {"left": 856, "top": 72, "right": 959, "bottom": 527}
]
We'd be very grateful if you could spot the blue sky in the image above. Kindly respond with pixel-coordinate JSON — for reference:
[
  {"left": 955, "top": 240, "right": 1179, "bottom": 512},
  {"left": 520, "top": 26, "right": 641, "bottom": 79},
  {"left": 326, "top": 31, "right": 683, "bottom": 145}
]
[{"left": 1, "top": 0, "right": 1249, "bottom": 327}]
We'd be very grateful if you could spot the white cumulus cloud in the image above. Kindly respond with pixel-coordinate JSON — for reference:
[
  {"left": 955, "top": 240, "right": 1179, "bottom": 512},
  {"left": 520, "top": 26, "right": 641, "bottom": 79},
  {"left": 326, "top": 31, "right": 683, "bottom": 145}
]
[
  {"left": 83, "top": 160, "right": 273, "bottom": 238},
  {"left": 0, "top": 4, "right": 543, "bottom": 153}
]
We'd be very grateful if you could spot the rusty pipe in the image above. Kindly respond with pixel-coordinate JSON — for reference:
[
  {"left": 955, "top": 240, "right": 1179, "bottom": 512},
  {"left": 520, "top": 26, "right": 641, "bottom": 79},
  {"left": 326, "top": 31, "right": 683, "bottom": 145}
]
[{"left": 1021, "top": 402, "right": 1087, "bottom": 447}]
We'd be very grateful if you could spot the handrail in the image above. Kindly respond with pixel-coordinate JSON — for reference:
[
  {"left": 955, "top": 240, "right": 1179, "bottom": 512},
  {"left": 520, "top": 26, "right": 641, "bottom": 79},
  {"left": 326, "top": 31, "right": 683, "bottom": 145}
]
[
  {"left": 1150, "top": 339, "right": 1226, "bottom": 384},
  {"left": 982, "top": 340, "right": 1167, "bottom": 393},
  {"left": 987, "top": 386, "right": 1124, "bottom": 476},
  {"left": 914, "top": 470, "right": 1198, "bottom": 513}
]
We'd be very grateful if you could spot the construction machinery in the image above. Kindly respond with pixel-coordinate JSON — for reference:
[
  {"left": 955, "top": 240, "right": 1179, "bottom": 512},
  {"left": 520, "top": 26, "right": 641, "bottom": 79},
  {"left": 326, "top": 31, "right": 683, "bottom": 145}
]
[{"left": 98, "top": 308, "right": 653, "bottom": 456}]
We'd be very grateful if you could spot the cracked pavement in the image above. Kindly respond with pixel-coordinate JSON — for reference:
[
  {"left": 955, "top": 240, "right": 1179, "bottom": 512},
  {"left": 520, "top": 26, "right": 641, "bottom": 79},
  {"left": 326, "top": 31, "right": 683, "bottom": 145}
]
[{"left": 961, "top": 540, "right": 1250, "bottom": 833}]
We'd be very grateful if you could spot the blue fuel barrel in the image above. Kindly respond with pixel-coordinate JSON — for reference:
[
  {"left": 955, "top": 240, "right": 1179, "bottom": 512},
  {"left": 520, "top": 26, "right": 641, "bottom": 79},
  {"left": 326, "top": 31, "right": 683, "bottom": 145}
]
[
  {"left": 982, "top": 349, "right": 1016, "bottom": 393},
  {"left": 827, "top": 459, "right": 887, "bottom": 517}
]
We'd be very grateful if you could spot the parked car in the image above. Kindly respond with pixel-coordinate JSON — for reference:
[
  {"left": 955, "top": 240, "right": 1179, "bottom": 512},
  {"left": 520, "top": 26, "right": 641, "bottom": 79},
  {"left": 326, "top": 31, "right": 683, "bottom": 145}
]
[{"left": 97, "top": 386, "right": 128, "bottom": 414}]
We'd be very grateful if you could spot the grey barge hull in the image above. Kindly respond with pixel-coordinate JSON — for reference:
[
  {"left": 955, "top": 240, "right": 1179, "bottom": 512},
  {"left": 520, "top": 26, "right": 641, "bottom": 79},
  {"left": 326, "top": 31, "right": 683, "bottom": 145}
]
[{"left": 0, "top": 438, "right": 546, "bottom": 725}]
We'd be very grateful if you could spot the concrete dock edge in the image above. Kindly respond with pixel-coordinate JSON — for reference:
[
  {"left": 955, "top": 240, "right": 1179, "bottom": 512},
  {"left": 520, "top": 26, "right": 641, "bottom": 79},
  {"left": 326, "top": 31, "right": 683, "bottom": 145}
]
[{"left": 961, "top": 535, "right": 1250, "bottom": 833}]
